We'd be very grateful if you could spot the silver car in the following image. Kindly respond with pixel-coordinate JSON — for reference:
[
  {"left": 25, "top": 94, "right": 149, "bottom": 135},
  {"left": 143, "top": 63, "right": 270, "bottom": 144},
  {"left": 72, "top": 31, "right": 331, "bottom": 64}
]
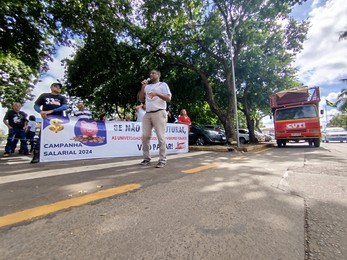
[{"left": 322, "top": 127, "right": 347, "bottom": 143}]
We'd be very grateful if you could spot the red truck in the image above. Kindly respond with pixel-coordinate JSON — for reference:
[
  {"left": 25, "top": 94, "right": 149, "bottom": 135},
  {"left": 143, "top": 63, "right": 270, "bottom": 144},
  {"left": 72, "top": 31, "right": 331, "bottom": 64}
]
[{"left": 270, "top": 86, "right": 321, "bottom": 147}]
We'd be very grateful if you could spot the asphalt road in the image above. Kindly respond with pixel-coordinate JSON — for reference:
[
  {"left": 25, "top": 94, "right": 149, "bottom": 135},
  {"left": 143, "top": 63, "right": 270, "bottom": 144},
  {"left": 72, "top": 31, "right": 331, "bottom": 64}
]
[{"left": 0, "top": 142, "right": 346, "bottom": 259}]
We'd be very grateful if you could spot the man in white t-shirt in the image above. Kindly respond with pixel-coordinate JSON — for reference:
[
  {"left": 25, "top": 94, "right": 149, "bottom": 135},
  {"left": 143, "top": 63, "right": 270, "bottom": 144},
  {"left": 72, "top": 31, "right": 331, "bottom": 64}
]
[{"left": 138, "top": 70, "right": 172, "bottom": 168}]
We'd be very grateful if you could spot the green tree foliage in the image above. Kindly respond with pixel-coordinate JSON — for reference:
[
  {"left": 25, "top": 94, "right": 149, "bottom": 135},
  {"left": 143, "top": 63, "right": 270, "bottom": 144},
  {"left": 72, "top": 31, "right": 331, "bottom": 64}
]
[
  {"left": 65, "top": 33, "right": 152, "bottom": 117},
  {"left": 236, "top": 16, "right": 308, "bottom": 141},
  {"left": 329, "top": 115, "right": 347, "bottom": 128},
  {"left": 0, "top": 128, "right": 6, "bottom": 142},
  {"left": 125, "top": 0, "right": 308, "bottom": 142},
  {"left": 0, "top": 53, "right": 36, "bottom": 107},
  {"left": 61, "top": 0, "right": 308, "bottom": 144},
  {"left": 0, "top": 0, "right": 69, "bottom": 107},
  {"left": 58, "top": 0, "right": 148, "bottom": 118}
]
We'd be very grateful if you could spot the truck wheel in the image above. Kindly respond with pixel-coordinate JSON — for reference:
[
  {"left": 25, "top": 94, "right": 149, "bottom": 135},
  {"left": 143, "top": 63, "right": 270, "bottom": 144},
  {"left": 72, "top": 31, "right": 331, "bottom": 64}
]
[
  {"left": 313, "top": 139, "right": 320, "bottom": 147},
  {"left": 277, "top": 140, "right": 283, "bottom": 147}
]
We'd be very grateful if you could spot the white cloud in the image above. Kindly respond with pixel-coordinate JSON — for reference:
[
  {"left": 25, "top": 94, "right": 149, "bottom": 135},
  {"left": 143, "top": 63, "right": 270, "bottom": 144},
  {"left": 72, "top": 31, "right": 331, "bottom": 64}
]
[{"left": 295, "top": 0, "right": 347, "bottom": 86}]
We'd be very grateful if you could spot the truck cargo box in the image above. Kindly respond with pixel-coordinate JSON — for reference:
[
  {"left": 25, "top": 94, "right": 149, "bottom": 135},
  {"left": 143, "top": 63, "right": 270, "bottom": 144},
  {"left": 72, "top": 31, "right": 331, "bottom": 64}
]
[{"left": 270, "top": 86, "right": 320, "bottom": 109}]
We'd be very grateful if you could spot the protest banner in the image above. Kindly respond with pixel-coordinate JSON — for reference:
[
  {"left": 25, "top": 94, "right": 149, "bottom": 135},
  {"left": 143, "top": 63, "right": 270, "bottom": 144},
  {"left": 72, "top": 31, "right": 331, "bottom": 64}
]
[{"left": 39, "top": 116, "right": 188, "bottom": 162}]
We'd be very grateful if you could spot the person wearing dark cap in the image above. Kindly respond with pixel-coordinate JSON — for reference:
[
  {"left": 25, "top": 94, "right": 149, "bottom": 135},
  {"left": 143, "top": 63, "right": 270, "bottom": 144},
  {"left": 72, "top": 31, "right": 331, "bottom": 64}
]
[{"left": 31, "top": 82, "right": 68, "bottom": 163}]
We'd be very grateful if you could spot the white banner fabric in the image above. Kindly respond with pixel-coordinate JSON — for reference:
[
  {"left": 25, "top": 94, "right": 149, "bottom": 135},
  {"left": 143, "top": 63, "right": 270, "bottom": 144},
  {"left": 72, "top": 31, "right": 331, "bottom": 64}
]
[{"left": 39, "top": 116, "right": 188, "bottom": 162}]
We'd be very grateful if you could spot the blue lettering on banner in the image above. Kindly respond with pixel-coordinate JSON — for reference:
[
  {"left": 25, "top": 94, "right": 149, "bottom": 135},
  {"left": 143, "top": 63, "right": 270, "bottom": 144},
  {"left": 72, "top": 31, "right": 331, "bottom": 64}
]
[
  {"left": 44, "top": 150, "right": 77, "bottom": 156},
  {"left": 166, "top": 125, "right": 186, "bottom": 134},
  {"left": 125, "top": 124, "right": 141, "bottom": 132},
  {"left": 43, "top": 149, "right": 93, "bottom": 156},
  {"left": 136, "top": 143, "right": 174, "bottom": 151},
  {"left": 113, "top": 124, "right": 123, "bottom": 131},
  {"left": 44, "top": 143, "right": 83, "bottom": 149}
]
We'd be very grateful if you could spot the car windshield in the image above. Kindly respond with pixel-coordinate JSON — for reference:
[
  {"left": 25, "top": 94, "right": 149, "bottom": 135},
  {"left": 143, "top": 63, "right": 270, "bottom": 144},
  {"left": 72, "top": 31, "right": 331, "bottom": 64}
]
[{"left": 276, "top": 105, "right": 317, "bottom": 121}]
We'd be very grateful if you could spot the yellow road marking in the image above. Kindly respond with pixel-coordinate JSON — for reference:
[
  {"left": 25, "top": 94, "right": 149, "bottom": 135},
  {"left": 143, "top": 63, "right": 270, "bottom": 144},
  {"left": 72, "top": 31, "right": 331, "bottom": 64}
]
[
  {"left": 253, "top": 147, "right": 272, "bottom": 154},
  {"left": 182, "top": 163, "right": 217, "bottom": 174},
  {"left": 231, "top": 156, "right": 247, "bottom": 160},
  {"left": 0, "top": 183, "right": 141, "bottom": 228}
]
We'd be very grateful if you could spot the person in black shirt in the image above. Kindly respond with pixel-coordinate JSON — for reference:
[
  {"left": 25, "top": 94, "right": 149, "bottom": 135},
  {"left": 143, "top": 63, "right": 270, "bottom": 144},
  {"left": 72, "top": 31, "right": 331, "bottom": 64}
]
[
  {"left": 34, "top": 83, "right": 68, "bottom": 118},
  {"left": 3, "top": 103, "right": 29, "bottom": 156},
  {"left": 31, "top": 82, "right": 68, "bottom": 163}
]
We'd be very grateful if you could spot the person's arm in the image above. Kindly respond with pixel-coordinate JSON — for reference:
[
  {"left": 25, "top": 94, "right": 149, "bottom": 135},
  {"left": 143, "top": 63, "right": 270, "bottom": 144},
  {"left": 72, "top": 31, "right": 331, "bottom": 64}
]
[
  {"left": 3, "top": 118, "right": 11, "bottom": 129},
  {"left": 138, "top": 80, "right": 148, "bottom": 103},
  {"left": 152, "top": 92, "right": 171, "bottom": 102},
  {"left": 53, "top": 104, "right": 68, "bottom": 112},
  {"left": 134, "top": 104, "right": 142, "bottom": 112},
  {"left": 24, "top": 118, "right": 28, "bottom": 129},
  {"left": 34, "top": 104, "right": 42, "bottom": 113},
  {"left": 148, "top": 82, "right": 171, "bottom": 102}
]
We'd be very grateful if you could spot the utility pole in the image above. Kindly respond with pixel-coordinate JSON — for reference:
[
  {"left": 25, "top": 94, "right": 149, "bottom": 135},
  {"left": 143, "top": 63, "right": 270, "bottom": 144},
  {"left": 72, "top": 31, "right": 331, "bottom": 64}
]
[{"left": 230, "top": 44, "right": 240, "bottom": 149}]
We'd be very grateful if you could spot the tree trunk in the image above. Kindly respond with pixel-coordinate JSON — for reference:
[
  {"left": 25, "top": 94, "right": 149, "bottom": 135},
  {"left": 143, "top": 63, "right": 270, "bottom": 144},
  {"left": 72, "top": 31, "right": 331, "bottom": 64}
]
[
  {"left": 242, "top": 87, "right": 257, "bottom": 143},
  {"left": 194, "top": 67, "right": 237, "bottom": 144}
]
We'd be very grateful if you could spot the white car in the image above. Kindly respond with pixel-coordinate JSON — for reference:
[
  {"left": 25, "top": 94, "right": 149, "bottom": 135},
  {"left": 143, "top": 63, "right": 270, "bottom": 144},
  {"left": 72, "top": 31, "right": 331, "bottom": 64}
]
[
  {"left": 322, "top": 127, "right": 347, "bottom": 143},
  {"left": 254, "top": 131, "right": 266, "bottom": 142},
  {"left": 238, "top": 129, "right": 250, "bottom": 144},
  {"left": 237, "top": 129, "right": 265, "bottom": 143}
]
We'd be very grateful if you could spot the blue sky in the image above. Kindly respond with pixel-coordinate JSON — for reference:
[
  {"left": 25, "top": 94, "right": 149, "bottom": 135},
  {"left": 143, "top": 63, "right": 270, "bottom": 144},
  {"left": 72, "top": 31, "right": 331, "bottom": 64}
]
[{"left": 1, "top": 0, "right": 347, "bottom": 133}]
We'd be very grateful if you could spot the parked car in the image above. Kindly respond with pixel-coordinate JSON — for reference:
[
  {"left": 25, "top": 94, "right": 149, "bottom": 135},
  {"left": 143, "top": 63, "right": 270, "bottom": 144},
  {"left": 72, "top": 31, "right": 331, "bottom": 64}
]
[
  {"left": 238, "top": 129, "right": 266, "bottom": 143},
  {"left": 254, "top": 130, "right": 266, "bottom": 142},
  {"left": 238, "top": 129, "right": 250, "bottom": 144},
  {"left": 202, "top": 125, "right": 225, "bottom": 133},
  {"left": 263, "top": 133, "right": 273, "bottom": 142},
  {"left": 322, "top": 127, "right": 347, "bottom": 142},
  {"left": 189, "top": 125, "right": 227, "bottom": 146},
  {"left": 203, "top": 126, "right": 250, "bottom": 144}
]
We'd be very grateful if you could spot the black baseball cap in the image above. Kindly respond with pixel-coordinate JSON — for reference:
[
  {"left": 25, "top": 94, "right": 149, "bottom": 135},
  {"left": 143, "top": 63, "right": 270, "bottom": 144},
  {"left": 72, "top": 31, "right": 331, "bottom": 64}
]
[{"left": 51, "top": 82, "right": 63, "bottom": 88}]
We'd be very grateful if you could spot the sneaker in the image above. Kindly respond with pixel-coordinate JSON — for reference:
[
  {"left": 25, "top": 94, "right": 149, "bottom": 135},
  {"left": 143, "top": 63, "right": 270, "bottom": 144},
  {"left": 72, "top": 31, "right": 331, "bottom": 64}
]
[
  {"left": 140, "top": 159, "right": 151, "bottom": 166},
  {"left": 3, "top": 153, "right": 10, "bottom": 157},
  {"left": 155, "top": 161, "right": 166, "bottom": 168}
]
